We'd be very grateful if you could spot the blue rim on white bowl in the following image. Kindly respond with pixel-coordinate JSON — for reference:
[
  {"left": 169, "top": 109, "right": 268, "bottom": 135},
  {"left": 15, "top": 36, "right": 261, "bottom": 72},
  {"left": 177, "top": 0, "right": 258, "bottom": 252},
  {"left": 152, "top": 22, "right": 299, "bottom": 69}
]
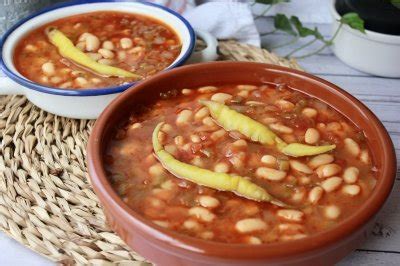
[{"left": 0, "top": 0, "right": 196, "bottom": 96}]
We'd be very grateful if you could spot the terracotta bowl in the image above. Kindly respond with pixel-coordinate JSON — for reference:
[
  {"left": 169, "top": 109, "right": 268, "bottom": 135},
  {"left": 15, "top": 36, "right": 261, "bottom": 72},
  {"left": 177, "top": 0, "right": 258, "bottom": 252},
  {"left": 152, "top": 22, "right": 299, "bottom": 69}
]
[{"left": 87, "top": 62, "right": 396, "bottom": 266}]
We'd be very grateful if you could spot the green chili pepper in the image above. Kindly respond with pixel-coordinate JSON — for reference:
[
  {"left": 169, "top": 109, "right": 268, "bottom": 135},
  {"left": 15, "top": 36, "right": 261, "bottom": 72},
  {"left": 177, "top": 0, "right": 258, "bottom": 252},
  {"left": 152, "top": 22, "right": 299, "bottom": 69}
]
[
  {"left": 200, "top": 100, "right": 282, "bottom": 146},
  {"left": 152, "top": 122, "right": 286, "bottom": 206},
  {"left": 280, "top": 143, "right": 336, "bottom": 157},
  {"left": 200, "top": 100, "right": 335, "bottom": 157},
  {"left": 46, "top": 28, "right": 140, "bottom": 79}
]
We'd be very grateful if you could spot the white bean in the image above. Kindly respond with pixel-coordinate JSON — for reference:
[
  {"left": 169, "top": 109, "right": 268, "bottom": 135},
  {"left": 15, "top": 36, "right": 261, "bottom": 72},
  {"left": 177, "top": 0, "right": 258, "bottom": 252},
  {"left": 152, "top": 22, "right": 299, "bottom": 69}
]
[
  {"left": 302, "top": 107, "right": 318, "bottom": 118},
  {"left": 280, "top": 234, "right": 307, "bottom": 241},
  {"left": 211, "top": 93, "right": 233, "bottom": 103},
  {"left": 75, "top": 77, "right": 88, "bottom": 87},
  {"left": 343, "top": 167, "right": 359, "bottom": 184},
  {"left": 153, "top": 220, "right": 169, "bottom": 228},
  {"left": 149, "top": 163, "right": 166, "bottom": 178},
  {"left": 324, "top": 205, "right": 341, "bottom": 220},
  {"left": 59, "top": 82, "right": 72, "bottom": 88},
  {"left": 275, "top": 99, "right": 295, "bottom": 111},
  {"left": 308, "top": 186, "right": 324, "bottom": 204},
  {"left": 117, "top": 50, "right": 127, "bottom": 60},
  {"left": 120, "top": 37, "right": 133, "bottom": 49},
  {"left": 189, "top": 207, "right": 215, "bottom": 222},
  {"left": 190, "top": 134, "right": 201, "bottom": 143},
  {"left": 277, "top": 209, "right": 304, "bottom": 222},
  {"left": 237, "top": 84, "right": 257, "bottom": 91},
  {"left": 233, "top": 139, "right": 247, "bottom": 148},
  {"left": 174, "top": 135, "right": 184, "bottom": 146},
  {"left": 75, "top": 42, "right": 86, "bottom": 51},
  {"left": 131, "top": 123, "right": 142, "bottom": 130},
  {"left": 41, "top": 62, "right": 55, "bottom": 76},
  {"left": 256, "top": 167, "right": 286, "bottom": 181},
  {"left": 321, "top": 177, "right": 343, "bottom": 192},
  {"left": 344, "top": 138, "right": 361, "bottom": 157},
  {"left": 85, "top": 34, "right": 100, "bottom": 51},
  {"left": 229, "top": 154, "right": 245, "bottom": 169},
  {"left": 25, "top": 44, "right": 37, "bottom": 52},
  {"left": 191, "top": 156, "right": 205, "bottom": 168},
  {"left": 128, "top": 46, "right": 144, "bottom": 54},
  {"left": 202, "top": 117, "right": 216, "bottom": 127},
  {"left": 304, "top": 128, "right": 320, "bottom": 144},
  {"left": 200, "top": 231, "right": 214, "bottom": 240},
  {"left": 198, "top": 86, "right": 217, "bottom": 93},
  {"left": 98, "top": 48, "right": 114, "bottom": 59},
  {"left": 194, "top": 107, "right": 210, "bottom": 121},
  {"left": 289, "top": 160, "right": 312, "bottom": 174},
  {"left": 210, "top": 129, "right": 226, "bottom": 140},
  {"left": 308, "top": 154, "right": 334, "bottom": 169},
  {"left": 183, "top": 219, "right": 200, "bottom": 230},
  {"left": 78, "top": 32, "right": 91, "bottom": 42},
  {"left": 161, "top": 123, "right": 173, "bottom": 133},
  {"left": 160, "top": 180, "right": 175, "bottom": 190},
  {"left": 50, "top": 76, "right": 62, "bottom": 84},
  {"left": 342, "top": 184, "right": 361, "bottom": 196},
  {"left": 237, "top": 90, "right": 249, "bottom": 98},
  {"left": 269, "top": 123, "right": 293, "bottom": 134},
  {"left": 102, "top": 40, "right": 115, "bottom": 50},
  {"left": 261, "top": 155, "right": 276, "bottom": 166},
  {"left": 198, "top": 195, "right": 220, "bottom": 208},
  {"left": 247, "top": 236, "right": 262, "bottom": 245},
  {"left": 214, "top": 162, "right": 230, "bottom": 173},
  {"left": 181, "top": 88, "right": 192, "bottom": 95},
  {"left": 316, "top": 163, "right": 342, "bottom": 178},
  {"left": 359, "top": 149, "right": 370, "bottom": 164},
  {"left": 235, "top": 218, "right": 267, "bottom": 233},
  {"left": 176, "top": 110, "right": 193, "bottom": 125},
  {"left": 164, "top": 144, "right": 178, "bottom": 156}
]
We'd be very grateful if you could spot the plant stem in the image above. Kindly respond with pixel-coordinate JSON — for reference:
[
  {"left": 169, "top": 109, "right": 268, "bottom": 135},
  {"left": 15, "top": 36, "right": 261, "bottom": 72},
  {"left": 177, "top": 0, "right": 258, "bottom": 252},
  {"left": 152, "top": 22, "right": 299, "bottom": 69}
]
[
  {"left": 294, "top": 43, "right": 329, "bottom": 59},
  {"left": 294, "top": 23, "right": 343, "bottom": 59},
  {"left": 270, "top": 36, "right": 299, "bottom": 49},
  {"left": 328, "top": 22, "right": 343, "bottom": 44},
  {"left": 254, "top": 4, "right": 274, "bottom": 19},
  {"left": 284, "top": 38, "right": 317, "bottom": 58},
  {"left": 260, "top": 29, "right": 277, "bottom": 36}
]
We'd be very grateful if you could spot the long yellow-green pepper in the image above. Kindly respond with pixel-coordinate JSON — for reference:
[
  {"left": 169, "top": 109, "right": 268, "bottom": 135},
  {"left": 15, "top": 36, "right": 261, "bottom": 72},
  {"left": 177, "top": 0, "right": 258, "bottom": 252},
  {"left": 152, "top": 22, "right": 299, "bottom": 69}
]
[
  {"left": 46, "top": 28, "right": 140, "bottom": 78},
  {"left": 200, "top": 100, "right": 336, "bottom": 157},
  {"left": 152, "top": 122, "right": 286, "bottom": 206}
]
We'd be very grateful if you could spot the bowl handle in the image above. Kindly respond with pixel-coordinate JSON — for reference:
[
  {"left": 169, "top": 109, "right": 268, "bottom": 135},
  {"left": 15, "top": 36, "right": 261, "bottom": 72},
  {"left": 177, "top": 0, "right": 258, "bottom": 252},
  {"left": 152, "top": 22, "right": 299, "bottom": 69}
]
[
  {"left": 0, "top": 77, "right": 24, "bottom": 95},
  {"left": 186, "top": 29, "right": 218, "bottom": 64}
]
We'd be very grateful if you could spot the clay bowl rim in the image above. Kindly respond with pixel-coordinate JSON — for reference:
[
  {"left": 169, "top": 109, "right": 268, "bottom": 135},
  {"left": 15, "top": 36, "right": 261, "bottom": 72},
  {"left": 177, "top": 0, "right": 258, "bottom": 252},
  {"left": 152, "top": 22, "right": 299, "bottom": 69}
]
[{"left": 87, "top": 61, "right": 397, "bottom": 260}]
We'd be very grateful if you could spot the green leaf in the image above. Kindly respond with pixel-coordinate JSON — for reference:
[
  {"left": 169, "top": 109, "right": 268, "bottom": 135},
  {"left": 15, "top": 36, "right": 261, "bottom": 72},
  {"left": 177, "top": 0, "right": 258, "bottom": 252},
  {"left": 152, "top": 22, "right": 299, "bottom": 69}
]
[
  {"left": 340, "top": 12, "right": 365, "bottom": 33},
  {"left": 274, "top": 14, "right": 296, "bottom": 36},
  {"left": 313, "top": 27, "right": 324, "bottom": 40},
  {"left": 255, "top": 0, "right": 290, "bottom": 4},
  {"left": 290, "top": 16, "right": 315, "bottom": 37}
]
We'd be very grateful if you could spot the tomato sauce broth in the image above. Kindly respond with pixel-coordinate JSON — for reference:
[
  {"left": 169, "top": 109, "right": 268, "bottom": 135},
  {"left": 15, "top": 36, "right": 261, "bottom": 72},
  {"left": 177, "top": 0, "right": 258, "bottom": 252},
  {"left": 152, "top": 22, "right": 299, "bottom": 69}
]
[
  {"left": 106, "top": 83, "right": 377, "bottom": 244},
  {"left": 14, "top": 11, "right": 181, "bottom": 89}
]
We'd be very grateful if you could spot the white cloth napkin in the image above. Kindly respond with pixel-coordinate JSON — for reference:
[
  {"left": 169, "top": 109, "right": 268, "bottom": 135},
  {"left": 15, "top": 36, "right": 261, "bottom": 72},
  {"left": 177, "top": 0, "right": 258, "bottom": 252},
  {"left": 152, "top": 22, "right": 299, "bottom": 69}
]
[
  {"left": 152, "top": 0, "right": 261, "bottom": 47},
  {"left": 183, "top": 2, "right": 260, "bottom": 47}
]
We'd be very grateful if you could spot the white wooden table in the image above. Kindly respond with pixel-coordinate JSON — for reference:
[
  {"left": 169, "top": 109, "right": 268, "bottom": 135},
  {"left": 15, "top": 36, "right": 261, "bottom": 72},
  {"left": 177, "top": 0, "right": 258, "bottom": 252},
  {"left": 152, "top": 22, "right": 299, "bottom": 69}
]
[{"left": 0, "top": 19, "right": 399, "bottom": 266}]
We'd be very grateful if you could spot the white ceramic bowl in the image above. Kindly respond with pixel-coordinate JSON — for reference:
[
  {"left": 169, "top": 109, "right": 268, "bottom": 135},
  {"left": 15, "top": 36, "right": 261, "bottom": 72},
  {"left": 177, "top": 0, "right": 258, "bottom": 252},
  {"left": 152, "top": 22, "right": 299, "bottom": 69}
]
[
  {"left": 0, "top": 0, "right": 217, "bottom": 119},
  {"left": 330, "top": 0, "right": 400, "bottom": 77}
]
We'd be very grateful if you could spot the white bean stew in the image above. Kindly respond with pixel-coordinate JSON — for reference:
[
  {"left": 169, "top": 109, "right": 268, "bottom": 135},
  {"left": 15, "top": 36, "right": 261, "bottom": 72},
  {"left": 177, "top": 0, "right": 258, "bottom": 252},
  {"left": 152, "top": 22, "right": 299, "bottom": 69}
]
[
  {"left": 106, "top": 83, "right": 377, "bottom": 244},
  {"left": 14, "top": 11, "right": 181, "bottom": 89}
]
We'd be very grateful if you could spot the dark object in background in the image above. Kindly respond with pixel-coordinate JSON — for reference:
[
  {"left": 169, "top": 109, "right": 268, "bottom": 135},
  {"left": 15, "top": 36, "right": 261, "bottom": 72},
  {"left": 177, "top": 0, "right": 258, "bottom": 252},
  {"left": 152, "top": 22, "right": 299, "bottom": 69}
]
[
  {"left": 0, "top": 0, "right": 65, "bottom": 35},
  {"left": 336, "top": 0, "right": 400, "bottom": 35}
]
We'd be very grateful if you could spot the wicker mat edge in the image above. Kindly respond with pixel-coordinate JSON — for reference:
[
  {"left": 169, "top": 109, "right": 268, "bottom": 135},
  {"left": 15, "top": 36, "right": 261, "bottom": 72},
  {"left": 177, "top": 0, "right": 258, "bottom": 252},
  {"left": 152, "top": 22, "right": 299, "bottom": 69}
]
[{"left": 0, "top": 41, "right": 302, "bottom": 265}]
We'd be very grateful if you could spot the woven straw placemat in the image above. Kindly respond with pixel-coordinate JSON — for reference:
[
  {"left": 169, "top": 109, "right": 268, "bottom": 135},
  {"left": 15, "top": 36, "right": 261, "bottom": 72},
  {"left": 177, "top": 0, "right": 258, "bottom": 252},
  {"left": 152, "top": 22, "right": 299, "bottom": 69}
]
[{"left": 0, "top": 41, "right": 302, "bottom": 265}]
